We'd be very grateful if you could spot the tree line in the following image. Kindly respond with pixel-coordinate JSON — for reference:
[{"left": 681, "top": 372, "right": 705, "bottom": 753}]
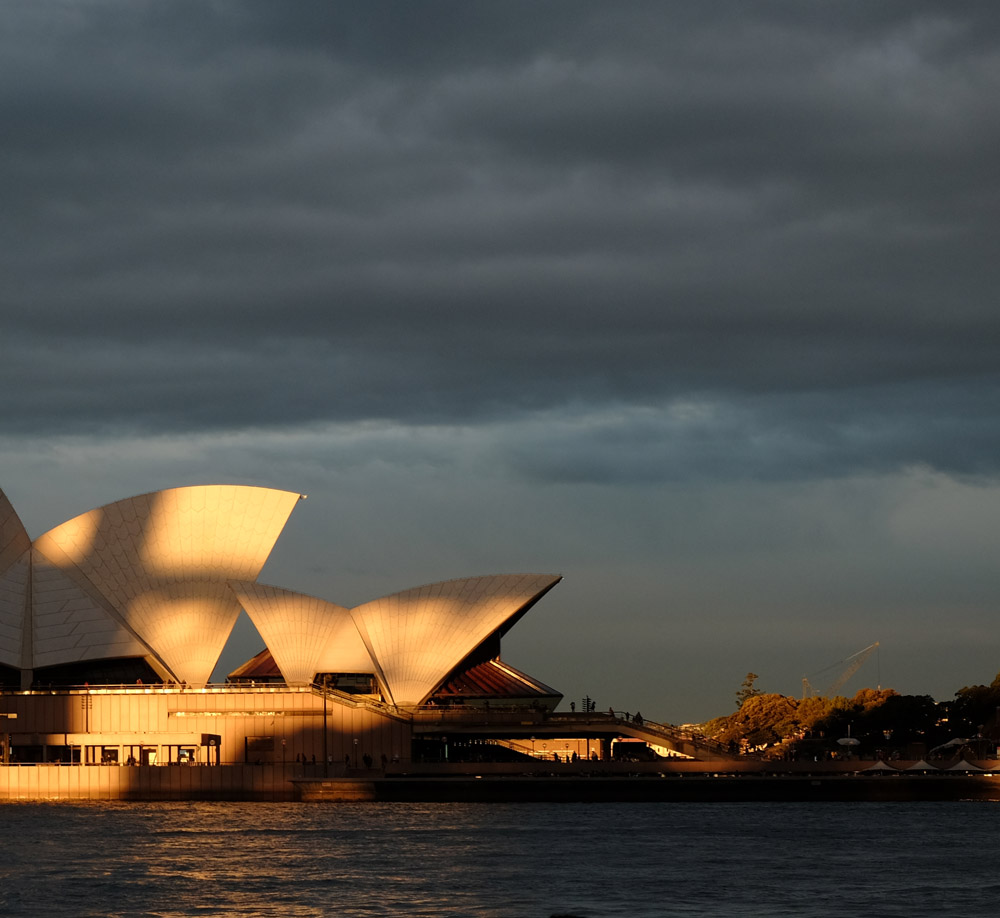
[{"left": 701, "top": 672, "right": 1000, "bottom": 760}]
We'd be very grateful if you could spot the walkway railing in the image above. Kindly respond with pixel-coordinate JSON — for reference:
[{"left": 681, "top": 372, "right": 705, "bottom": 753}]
[
  {"left": 611, "top": 716, "right": 738, "bottom": 759},
  {"left": 407, "top": 706, "right": 743, "bottom": 760},
  {"left": 308, "top": 682, "right": 409, "bottom": 721}
]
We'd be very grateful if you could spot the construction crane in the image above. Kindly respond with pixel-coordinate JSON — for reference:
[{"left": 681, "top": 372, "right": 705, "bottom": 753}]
[{"left": 801, "top": 642, "right": 880, "bottom": 700}]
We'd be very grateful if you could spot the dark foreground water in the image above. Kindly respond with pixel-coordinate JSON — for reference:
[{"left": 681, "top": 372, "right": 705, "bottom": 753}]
[{"left": 0, "top": 800, "right": 997, "bottom": 917}]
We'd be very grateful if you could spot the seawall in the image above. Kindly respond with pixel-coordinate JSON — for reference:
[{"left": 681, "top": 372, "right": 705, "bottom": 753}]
[
  {"left": 4, "top": 762, "right": 1000, "bottom": 803},
  {"left": 0, "top": 764, "right": 299, "bottom": 802}
]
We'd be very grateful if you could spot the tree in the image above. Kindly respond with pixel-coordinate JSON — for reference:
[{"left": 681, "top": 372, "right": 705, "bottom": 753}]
[
  {"left": 950, "top": 675, "right": 1000, "bottom": 739},
  {"left": 736, "top": 672, "right": 762, "bottom": 708}
]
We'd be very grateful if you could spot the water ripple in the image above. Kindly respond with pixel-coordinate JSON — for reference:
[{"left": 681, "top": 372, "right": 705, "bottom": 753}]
[{"left": 0, "top": 801, "right": 997, "bottom": 917}]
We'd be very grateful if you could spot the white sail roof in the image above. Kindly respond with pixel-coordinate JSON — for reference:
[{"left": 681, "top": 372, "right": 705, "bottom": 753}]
[
  {"left": 230, "top": 581, "right": 375, "bottom": 686},
  {"left": 350, "top": 573, "right": 561, "bottom": 706},
  {"left": 0, "top": 490, "right": 31, "bottom": 670},
  {"left": 32, "top": 485, "right": 303, "bottom": 685}
]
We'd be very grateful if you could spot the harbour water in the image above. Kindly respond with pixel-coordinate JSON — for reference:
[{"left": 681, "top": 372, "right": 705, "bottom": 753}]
[{"left": 1, "top": 800, "right": 997, "bottom": 917}]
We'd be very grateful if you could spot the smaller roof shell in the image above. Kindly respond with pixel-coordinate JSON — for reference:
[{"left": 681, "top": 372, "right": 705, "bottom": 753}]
[
  {"left": 230, "top": 582, "right": 375, "bottom": 686},
  {"left": 350, "top": 573, "right": 561, "bottom": 707}
]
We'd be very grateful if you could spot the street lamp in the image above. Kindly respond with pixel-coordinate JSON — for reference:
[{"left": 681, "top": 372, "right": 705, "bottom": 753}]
[{"left": 321, "top": 675, "right": 330, "bottom": 777}]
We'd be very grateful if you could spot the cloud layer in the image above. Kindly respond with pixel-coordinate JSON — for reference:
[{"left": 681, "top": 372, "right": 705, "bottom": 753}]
[{"left": 3, "top": 3, "right": 999, "bottom": 719}]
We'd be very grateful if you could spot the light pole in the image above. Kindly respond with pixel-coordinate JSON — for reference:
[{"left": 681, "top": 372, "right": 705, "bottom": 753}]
[{"left": 321, "top": 676, "right": 329, "bottom": 778}]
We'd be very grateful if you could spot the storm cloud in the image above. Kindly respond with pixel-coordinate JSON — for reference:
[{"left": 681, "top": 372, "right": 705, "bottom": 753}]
[{"left": 3, "top": 2, "right": 999, "bottom": 719}]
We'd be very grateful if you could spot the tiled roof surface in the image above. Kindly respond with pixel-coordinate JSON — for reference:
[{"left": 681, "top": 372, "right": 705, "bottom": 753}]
[{"left": 433, "top": 658, "right": 561, "bottom": 699}]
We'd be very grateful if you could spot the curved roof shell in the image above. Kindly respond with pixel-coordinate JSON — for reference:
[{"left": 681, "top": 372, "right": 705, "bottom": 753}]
[
  {"left": 0, "top": 490, "right": 31, "bottom": 670},
  {"left": 31, "top": 485, "right": 302, "bottom": 685},
  {"left": 229, "top": 582, "right": 375, "bottom": 686},
  {"left": 350, "top": 573, "right": 561, "bottom": 707}
]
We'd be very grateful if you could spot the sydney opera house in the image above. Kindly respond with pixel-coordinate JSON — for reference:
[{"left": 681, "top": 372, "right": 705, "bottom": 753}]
[{"left": 0, "top": 484, "right": 567, "bottom": 788}]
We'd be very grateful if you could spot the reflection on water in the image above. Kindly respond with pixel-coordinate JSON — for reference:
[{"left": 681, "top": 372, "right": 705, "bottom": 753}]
[{"left": 0, "top": 801, "right": 998, "bottom": 917}]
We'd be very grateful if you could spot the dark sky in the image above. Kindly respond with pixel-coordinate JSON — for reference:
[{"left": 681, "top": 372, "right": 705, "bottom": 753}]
[{"left": 3, "top": 2, "right": 1000, "bottom": 721}]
